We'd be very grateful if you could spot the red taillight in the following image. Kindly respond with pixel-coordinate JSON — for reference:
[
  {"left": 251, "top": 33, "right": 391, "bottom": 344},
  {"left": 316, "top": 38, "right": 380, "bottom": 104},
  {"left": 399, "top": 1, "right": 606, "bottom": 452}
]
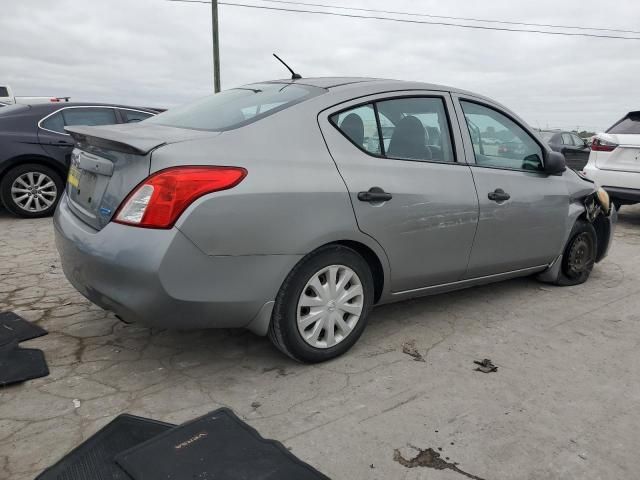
[
  {"left": 591, "top": 137, "right": 618, "bottom": 152},
  {"left": 114, "top": 166, "right": 247, "bottom": 229}
]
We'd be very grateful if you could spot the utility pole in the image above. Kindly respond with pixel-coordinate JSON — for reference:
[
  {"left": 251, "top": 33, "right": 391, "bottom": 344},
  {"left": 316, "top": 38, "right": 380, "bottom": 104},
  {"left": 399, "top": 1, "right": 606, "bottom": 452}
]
[{"left": 211, "top": 0, "right": 221, "bottom": 93}]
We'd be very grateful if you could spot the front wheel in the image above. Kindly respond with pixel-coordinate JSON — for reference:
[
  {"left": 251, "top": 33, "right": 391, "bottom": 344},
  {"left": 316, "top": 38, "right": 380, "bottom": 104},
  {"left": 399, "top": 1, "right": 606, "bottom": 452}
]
[
  {"left": 0, "top": 164, "right": 63, "bottom": 218},
  {"left": 268, "top": 245, "right": 374, "bottom": 363},
  {"left": 555, "top": 220, "right": 597, "bottom": 286}
]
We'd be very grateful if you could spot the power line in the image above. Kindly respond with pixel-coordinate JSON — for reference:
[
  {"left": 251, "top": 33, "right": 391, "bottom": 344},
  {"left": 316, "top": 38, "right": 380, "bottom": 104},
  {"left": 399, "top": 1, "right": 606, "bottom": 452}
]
[
  {"left": 257, "top": 0, "right": 640, "bottom": 36},
  {"left": 167, "top": 0, "right": 640, "bottom": 41}
]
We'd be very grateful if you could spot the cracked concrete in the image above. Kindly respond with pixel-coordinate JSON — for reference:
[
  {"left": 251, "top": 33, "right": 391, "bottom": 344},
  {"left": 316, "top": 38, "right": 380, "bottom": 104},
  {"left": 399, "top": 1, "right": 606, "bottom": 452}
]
[{"left": 1, "top": 206, "right": 640, "bottom": 479}]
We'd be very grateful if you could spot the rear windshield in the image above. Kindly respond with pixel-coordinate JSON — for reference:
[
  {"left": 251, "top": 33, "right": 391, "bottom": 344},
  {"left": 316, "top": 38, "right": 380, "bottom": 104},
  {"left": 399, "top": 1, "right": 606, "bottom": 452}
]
[
  {"left": 539, "top": 132, "right": 555, "bottom": 142},
  {"left": 147, "top": 83, "right": 324, "bottom": 131},
  {"left": 607, "top": 112, "right": 640, "bottom": 134}
]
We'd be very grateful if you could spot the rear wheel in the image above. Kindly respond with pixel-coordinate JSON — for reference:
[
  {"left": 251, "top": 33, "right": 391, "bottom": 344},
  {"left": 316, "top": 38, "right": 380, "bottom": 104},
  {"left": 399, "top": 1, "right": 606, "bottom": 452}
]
[
  {"left": 0, "top": 164, "right": 63, "bottom": 218},
  {"left": 556, "top": 220, "right": 597, "bottom": 286},
  {"left": 268, "top": 245, "right": 374, "bottom": 363}
]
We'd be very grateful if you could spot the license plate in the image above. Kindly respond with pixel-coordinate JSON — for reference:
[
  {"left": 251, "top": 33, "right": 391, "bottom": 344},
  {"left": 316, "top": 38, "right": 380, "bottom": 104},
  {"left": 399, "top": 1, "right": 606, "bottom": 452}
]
[{"left": 67, "top": 165, "right": 81, "bottom": 188}]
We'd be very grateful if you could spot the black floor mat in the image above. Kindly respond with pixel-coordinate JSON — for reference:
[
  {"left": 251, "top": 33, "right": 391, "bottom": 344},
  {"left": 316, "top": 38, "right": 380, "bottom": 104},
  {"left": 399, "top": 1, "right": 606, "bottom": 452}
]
[
  {"left": 0, "top": 341, "right": 49, "bottom": 386},
  {"left": 115, "top": 408, "right": 329, "bottom": 480},
  {"left": 37, "top": 414, "right": 176, "bottom": 480},
  {"left": 0, "top": 311, "right": 48, "bottom": 345}
]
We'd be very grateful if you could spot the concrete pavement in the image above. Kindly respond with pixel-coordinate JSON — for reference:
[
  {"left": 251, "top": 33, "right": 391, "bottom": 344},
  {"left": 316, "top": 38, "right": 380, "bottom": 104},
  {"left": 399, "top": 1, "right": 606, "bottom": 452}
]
[{"left": 1, "top": 206, "right": 639, "bottom": 479}]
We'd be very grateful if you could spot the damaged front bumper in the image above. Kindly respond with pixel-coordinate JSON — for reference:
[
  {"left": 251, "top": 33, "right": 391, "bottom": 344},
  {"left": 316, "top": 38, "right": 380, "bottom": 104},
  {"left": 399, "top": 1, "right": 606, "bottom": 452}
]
[{"left": 537, "top": 189, "right": 617, "bottom": 283}]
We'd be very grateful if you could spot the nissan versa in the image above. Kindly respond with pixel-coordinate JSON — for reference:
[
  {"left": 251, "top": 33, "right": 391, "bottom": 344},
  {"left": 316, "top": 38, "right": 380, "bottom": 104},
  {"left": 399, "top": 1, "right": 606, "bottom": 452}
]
[{"left": 54, "top": 78, "right": 616, "bottom": 363}]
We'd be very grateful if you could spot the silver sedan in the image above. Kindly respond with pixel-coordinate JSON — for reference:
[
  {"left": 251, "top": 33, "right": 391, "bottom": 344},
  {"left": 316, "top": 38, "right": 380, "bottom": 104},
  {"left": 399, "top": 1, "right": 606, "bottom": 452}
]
[{"left": 54, "top": 77, "right": 615, "bottom": 362}]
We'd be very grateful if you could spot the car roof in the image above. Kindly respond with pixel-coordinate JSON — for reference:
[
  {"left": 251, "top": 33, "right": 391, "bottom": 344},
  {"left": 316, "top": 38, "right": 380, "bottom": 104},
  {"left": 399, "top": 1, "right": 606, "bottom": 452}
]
[
  {"left": 19, "top": 102, "right": 157, "bottom": 113},
  {"left": 260, "top": 76, "right": 486, "bottom": 97}
]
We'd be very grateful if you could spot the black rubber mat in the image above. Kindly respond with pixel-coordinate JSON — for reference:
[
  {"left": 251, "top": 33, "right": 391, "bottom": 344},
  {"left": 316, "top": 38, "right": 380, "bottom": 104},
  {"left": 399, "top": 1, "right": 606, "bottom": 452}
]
[
  {"left": 37, "top": 414, "right": 176, "bottom": 480},
  {"left": 0, "top": 311, "right": 48, "bottom": 345},
  {"left": 116, "top": 408, "right": 329, "bottom": 480},
  {"left": 0, "top": 341, "right": 49, "bottom": 386}
]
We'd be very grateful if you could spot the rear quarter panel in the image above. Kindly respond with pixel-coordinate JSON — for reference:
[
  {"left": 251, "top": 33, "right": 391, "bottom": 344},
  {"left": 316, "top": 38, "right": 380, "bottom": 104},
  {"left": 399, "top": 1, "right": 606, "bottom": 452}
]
[
  {"left": 0, "top": 110, "right": 53, "bottom": 175},
  {"left": 152, "top": 104, "right": 387, "bottom": 263}
]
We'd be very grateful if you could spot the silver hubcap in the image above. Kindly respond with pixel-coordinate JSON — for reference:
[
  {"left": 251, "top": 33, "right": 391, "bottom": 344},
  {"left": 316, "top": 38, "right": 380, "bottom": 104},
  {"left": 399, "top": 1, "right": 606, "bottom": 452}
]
[
  {"left": 297, "top": 265, "right": 364, "bottom": 349},
  {"left": 11, "top": 172, "right": 57, "bottom": 213}
]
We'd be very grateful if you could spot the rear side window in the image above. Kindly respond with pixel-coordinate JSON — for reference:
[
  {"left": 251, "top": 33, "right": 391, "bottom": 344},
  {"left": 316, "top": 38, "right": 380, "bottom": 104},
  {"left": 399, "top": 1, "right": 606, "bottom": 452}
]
[
  {"left": 41, "top": 108, "right": 118, "bottom": 134},
  {"left": 147, "top": 83, "right": 324, "bottom": 131},
  {"left": 41, "top": 112, "right": 65, "bottom": 133},
  {"left": 331, "top": 97, "right": 455, "bottom": 163},
  {"left": 62, "top": 108, "right": 117, "bottom": 127},
  {"left": 0, "top": 87, "right": 8, "bottom": 97},
  {"left": 607, "top": 113, "right": 640, "bottom": 134},
  {"left": 121, "top": 109, "right": 153, "bottom": 123},
  {"left": 331, "top": 104, "right": 381, "bottom": 155},
  {"left": 561, "top": 133, "right": 573, "bottom": 145}
]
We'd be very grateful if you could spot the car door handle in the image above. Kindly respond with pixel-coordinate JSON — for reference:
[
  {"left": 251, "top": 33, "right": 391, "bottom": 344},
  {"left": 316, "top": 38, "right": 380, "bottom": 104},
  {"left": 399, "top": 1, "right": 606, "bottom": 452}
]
[
  {"left": 488, "top": 188, "right": 510, "bottom": 202},
  {"left": 358, "top": 187, "right": 392, "bottom": 203}
]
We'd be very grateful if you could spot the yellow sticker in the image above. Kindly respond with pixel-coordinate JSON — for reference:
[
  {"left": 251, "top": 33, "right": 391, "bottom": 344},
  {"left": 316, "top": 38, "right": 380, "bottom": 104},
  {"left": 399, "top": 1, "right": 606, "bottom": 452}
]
[{"left": 67, "top": 166, "right": 80, "bottom": 188}]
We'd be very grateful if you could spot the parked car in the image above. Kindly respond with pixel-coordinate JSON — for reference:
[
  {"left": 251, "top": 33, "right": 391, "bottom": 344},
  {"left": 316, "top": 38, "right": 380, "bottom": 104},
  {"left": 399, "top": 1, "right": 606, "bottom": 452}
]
[
  {"left": 540, "top": 130, "right": 591, "bottom": 171},
  {"left": 54, "top": 77, "right": 616, "bottom": 363},
  {"left": 0, "top": 85, "right": 14, "bottom": 104},
  {"left": 0, "top": 103, "right": 157, "bottom": 217},
  {"left": 583, "top": 111, "right": 640, "bottom": 208}
]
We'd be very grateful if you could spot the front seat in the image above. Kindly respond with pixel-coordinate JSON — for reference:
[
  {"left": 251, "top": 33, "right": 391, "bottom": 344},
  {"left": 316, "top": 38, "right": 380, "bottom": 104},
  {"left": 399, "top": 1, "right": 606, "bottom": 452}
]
[
  {"left": 388, "top": 116, "right": 431, "bottom": 160},
  {"left": 340, "top": 113, "right": 365, "bottom": 147}
]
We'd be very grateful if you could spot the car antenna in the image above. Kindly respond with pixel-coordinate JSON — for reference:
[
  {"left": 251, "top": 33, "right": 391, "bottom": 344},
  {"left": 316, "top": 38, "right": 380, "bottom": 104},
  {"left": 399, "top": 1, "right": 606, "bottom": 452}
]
[{"left": 273, "top": 53, "right": 302, "bottom": 80}]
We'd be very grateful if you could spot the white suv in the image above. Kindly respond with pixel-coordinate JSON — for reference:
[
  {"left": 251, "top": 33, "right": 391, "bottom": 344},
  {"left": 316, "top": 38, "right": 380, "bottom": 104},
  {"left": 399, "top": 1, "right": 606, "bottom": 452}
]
[{"left": 584, "top": 111, "right": 640, "bottom": 208}]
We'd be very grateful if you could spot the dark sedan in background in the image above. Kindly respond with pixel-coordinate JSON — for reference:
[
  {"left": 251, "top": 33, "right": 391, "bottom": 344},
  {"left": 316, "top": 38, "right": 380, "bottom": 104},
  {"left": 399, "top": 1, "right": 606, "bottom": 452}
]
[
  {"left": 0, "top": 103, "right": 158, "bottom": 217},
  {"left": 540, "top": 130, "right": 591, "bottom": 171}
]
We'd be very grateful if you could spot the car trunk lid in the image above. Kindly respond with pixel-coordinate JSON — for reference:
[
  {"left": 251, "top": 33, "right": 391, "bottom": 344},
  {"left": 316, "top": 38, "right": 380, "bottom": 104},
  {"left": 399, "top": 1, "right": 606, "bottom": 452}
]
[
  {"left": 595, "top": 133, "right": 640, "bottom": 173},
  {"left": 65, "top": 123, "right": 219, "bottom": 230}
]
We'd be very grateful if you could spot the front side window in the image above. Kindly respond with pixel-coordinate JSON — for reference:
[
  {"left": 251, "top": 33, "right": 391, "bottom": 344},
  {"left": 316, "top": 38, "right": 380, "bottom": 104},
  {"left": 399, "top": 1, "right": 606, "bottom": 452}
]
[
  {"left": 460, "top": 101, "right": 543, "bottom": 171},
  {"left": 561, "top": 133, "right": 573, "bottom": 145},
  {"left": 331, "top": 97, "right": 455, "bottom": 163},
  {"left": 147, "top": 83, "right": 324, "bottom": 132}
]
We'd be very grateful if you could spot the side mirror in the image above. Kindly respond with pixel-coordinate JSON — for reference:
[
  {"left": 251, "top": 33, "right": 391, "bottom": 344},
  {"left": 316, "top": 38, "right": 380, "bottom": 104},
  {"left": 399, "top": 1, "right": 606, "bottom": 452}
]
[{"left": 545, "top": 151, "right": 566, "bottom": 175}]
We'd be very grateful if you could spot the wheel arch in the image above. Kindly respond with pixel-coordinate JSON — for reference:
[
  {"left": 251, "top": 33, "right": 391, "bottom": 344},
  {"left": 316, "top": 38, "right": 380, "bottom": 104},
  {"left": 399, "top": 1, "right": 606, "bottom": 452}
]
[
  {"left": 325, "top": 239, "right": 386, "bottom": 304},
  {"left": 0, "top": 154, "right": 66, "bottom": 182}
]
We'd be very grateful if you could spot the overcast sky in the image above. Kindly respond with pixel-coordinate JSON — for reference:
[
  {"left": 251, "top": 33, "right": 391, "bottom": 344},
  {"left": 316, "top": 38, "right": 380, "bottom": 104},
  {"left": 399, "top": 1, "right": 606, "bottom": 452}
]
[{"left": 2, "top": 0, "right": 639, "bottom": 131}]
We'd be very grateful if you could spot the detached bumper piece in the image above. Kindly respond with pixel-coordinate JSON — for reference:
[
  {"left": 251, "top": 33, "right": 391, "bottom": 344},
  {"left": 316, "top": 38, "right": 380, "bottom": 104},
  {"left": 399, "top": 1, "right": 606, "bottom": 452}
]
[
  {"left": 116, "top": 408, "right": 330, "bottom": 480},
  {"left": 36, "top": 415, "right": 175, "bottom": 480},
  {"left": 39, "top": 408, "right": 329, "bottom": 480},
  {"left": 0, "top": 311, "right": 49, "bottom": 386}
]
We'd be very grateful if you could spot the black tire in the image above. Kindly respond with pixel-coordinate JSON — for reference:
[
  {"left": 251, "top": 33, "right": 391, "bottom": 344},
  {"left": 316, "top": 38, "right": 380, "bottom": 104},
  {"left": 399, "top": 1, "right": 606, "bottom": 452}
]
[
  {"left": 556, "top": 219, "right": 597, "bottom": 286},
  {"left": 0, "top": 163, "right": 63, "bottom": 218},
  {"left": 268, "top": 245, "right": 374, "bottom": 363}
]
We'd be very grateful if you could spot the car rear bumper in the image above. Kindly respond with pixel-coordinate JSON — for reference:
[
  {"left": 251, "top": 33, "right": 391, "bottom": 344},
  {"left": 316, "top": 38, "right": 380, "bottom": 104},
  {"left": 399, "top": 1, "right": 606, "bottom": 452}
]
[
  {"left": 53, "top": 194, "right": 301, "bottom": 332},
  {"left": 601, "top": 186, "right": 640, "bottom": 204},
  {"left": 583, "top": 164, "right": 640, "bottom": 202}
]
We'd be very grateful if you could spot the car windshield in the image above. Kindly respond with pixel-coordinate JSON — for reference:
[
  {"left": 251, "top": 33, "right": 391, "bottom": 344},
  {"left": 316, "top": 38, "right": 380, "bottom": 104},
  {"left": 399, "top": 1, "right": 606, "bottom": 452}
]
[
  {"left": 607, "top": 112, "right": 640, "bottom": 134},
  {"left": 147, "top": 83, "right": 325, "bottom": 131}
]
